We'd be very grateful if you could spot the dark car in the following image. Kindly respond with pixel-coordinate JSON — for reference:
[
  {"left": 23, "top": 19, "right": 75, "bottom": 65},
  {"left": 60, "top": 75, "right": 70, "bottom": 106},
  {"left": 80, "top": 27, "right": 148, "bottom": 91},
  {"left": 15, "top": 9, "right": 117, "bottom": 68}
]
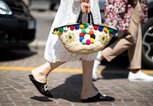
[
  {"left": 49, "top": 0, "right": 60, "bottom": 11},
  {"left": 142, "top": 0, "right": 153, "bottom": 68},
  {"left": 0, "top": 0, "right": 36, "bottom": 48}
]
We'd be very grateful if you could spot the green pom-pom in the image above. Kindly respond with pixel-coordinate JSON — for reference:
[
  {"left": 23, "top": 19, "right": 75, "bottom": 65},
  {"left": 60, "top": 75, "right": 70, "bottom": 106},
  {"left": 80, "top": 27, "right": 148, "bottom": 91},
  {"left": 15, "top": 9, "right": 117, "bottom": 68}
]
[
  {"left": 109, "top": 29, "right": 113, "bottom": 33},
  {"left": 83, "top": 23, "right": 89, "bottom": 29},
  {"left": 58, "top": 27, "right": 64, "bottom": 32},
  {"left": 82, "top": 29, "right": 87, "bottom": 34}
]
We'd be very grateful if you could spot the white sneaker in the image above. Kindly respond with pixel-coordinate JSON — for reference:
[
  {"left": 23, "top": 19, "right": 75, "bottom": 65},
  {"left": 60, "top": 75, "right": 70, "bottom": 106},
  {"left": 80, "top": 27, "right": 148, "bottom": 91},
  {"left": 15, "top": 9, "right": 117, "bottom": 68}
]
[
  {"left": 128, "top": 70, "right": 153, "bottom": 82},
  {"left": 92, "top": 60, "right": 100, "bottom": 81}
]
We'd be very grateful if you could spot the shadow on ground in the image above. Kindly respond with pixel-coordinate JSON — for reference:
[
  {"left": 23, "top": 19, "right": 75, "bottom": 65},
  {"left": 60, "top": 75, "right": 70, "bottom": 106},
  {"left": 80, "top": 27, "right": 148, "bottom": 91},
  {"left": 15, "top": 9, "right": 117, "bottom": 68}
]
[
  {"left": 31, "top": 96, "right": 53, "bottom": 102},
  {"left": 50, "top": 74, "right": 82, "bottom": 102},
  {"left": 0, "top": 46, "right": 37, "bottom": 62},
  {"left": 100, "top": 54, "right": 129, "bottom": 79}
]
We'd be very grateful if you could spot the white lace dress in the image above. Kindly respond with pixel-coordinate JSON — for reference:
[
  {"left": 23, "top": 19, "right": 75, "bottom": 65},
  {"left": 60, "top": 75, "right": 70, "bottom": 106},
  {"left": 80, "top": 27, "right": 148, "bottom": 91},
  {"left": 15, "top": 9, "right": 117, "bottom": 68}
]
[{"left": 44, "top": 0, "right": 101, "bottom": 62}]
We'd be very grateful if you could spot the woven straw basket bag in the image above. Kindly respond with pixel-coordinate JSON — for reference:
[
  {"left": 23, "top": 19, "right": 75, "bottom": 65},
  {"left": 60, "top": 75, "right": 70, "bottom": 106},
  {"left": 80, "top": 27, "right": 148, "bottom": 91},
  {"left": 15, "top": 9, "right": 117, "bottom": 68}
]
[{"left": 53, "top": 12, "right": 119, "bottom": 55}]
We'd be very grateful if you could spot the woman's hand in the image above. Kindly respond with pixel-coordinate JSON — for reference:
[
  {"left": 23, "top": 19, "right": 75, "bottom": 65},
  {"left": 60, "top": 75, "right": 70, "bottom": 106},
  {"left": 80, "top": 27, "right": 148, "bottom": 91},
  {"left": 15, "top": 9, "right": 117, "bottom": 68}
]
[{"left": 81, "top": 1, "right": 91, "bottom": 13}]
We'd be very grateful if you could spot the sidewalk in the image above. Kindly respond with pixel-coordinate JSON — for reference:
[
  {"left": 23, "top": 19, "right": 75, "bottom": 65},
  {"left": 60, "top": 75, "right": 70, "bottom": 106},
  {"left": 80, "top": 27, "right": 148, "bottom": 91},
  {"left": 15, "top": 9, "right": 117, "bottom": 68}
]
[{"left": 0, "top": 69, "right": 153, "bottom": 106}]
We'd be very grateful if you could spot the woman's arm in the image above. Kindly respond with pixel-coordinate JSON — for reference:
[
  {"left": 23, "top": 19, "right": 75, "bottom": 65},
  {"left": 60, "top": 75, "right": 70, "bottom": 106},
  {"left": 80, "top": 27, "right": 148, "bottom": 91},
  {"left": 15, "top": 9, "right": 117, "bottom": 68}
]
[{"left": 80, "top": 0, "right": 91, "bottom": 13}]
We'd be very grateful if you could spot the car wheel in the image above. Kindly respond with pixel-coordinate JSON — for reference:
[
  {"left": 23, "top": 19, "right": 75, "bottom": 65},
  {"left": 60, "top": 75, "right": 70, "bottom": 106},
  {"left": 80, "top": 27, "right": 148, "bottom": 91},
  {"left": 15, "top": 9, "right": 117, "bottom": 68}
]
[{"left": 142, "top": 17, "right": 153, "bottom": 69}]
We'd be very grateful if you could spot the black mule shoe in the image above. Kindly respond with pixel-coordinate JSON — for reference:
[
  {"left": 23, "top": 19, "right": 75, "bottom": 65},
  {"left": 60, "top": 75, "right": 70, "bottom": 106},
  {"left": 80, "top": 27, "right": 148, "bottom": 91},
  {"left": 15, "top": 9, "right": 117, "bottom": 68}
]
[
  {"left": 81, "top": 93, "right": 115, "bottom": 103},
  {"left": 29, "top": 75, "right": 53, "bottom": 98}
]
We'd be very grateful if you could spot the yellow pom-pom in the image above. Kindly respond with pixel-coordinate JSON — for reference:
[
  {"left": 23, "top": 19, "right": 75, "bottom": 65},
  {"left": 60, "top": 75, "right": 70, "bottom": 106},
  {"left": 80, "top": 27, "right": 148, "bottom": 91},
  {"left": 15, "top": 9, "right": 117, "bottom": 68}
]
[
  {"left": 115, "top": 33, "right": 118, "bottom": 37},
  {"left": 90, "top": 38, "right": 95, "bottom": 44},
  {"left": 80, "top": 24, "right": 84, "bottom": 29},
  {"left": 104, "top": 27, "right": 108, "bottom": 33},
  {"left": 53, "top": 30, "right": 59, "bottom": 35}
]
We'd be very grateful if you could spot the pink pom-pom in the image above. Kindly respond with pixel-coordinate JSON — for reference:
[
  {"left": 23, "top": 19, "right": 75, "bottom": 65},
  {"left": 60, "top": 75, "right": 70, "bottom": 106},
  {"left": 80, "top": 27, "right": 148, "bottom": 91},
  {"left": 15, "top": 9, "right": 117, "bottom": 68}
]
[{"left": 86, "top": 39, "right": 91, "bottom": 45}]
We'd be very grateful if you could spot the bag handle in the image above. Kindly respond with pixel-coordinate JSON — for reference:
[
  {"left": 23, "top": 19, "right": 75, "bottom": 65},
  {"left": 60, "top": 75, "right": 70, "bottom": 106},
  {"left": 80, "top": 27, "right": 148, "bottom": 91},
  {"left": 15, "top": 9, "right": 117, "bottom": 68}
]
[{"left": 77, "top": 11, "right": 94, "bottom": 25}]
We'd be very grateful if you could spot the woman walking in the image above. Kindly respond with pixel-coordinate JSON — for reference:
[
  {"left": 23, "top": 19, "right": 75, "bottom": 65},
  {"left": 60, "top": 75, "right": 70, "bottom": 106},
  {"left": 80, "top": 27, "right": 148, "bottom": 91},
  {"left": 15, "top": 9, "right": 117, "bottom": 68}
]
[{"left": 29, "top": 0, "right": 115, "bottom": 103}]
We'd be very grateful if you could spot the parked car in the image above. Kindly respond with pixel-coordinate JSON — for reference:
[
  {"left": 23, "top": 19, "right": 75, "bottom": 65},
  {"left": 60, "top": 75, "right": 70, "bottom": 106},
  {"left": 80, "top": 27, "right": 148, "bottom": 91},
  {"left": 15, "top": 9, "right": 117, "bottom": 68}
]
[
  {"left": 142, "top": 0, "right": 153, "bottom": 68},
  {"left": 49, "top": 0, "right": 60, "bottom": 11},
  {"left": 0, "top": 0, "right": 36, "bottom": 48}
]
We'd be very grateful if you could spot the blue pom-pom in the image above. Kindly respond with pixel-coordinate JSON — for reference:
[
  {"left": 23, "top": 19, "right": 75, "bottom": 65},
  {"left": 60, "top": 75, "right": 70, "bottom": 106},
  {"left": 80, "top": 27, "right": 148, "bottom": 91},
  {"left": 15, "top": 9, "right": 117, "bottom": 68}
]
[
  {"left": 75, "top": 25, "right": 80, "bottom": 30},
  {"left": 79, "top": 37, "right": 84, "bottom": 42},
  {"left": 111, "top": 30, "right": 117, "bottom": 35},
  {"left": 98, "top": 26, "right": 103, "bottom": 31}
]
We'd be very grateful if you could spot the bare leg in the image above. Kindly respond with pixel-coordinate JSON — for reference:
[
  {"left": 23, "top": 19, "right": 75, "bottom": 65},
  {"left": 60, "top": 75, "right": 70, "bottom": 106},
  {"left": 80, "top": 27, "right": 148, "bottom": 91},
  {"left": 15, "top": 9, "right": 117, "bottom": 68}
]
[
  {"left": 29, "top": 61, "right": 65, "bottom": 97},
  {"left": 32, "top": 61, "right": 65, "bottom": 83},
  {"left": 81, "top": 60, "right": 98, "bottom": 99},
  {"left": 81, "top": 60, "right": 115, "bottom": 102}
]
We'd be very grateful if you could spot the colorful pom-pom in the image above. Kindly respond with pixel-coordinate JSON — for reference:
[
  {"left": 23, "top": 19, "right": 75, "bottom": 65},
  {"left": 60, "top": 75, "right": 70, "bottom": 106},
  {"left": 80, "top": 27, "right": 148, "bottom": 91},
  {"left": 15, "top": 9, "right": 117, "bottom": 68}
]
[
  {"left": 104, "top": 27, "right": 108, "bottom": 33},
  {"left": 70, "top": 26, "right": 74, "bottom": 30},
  {"left": 89, "top": 25, "right": 93, "bottom": 29},
  {"left": 93, "top": 26, "right": 98, "bottom": 30},
  {"left": 91, "top": 34, "right": 95, "bottom": 39},
  {"left": 79, "top": 33, "right": 85, "bottom": 37},
  {"left": 63, "top": 27, "right": 69, "bottom": 31},
  {"left": 109, "top": 29, "right": 113, "bottom": 33},
  {"left": 80, "top": 24, "right": 84, "bottom": 29},
  {"left": 82, "top": 29, "right": 87, "bottom": 34},
  {"left": 82, "top": 39, "right": 86, "bottom": 44},
  {"left": 58, "top": 27, "right": 64, "bottom": 32},
  {"left": 83, "top": 23, "right": 89, "bottom": 29},
  {"left": 53, "top": 30, "right": 59, "bottom": 35},
  {"left": 84, "top": 34, "right": 90, "bottom": 40},
  {"left": 86, "top": 39, "right": 91, "bottom": 45},
  {"left": 98, "top": 26, "right": 103, "bottom": 31},
  {"left": 75, "top": 25, "right": 80, "bottom": 30},
  {"left": 112, "top": 31, "right": 117, "bottom": 35},
  {"left": 115, "top": 33, "right": 118, "bottom": 37},
  {"left": 80, "top": 37, "right": 84, "bottom": 42},
  {"left": 86, "top": 28, "right": 90, "bottom": 33},
  {"left": 88, "top": 30, "right": 94, "bottom": 35},
  {"left": 90, "top": 38, "right": 95, "bottom": 44}
]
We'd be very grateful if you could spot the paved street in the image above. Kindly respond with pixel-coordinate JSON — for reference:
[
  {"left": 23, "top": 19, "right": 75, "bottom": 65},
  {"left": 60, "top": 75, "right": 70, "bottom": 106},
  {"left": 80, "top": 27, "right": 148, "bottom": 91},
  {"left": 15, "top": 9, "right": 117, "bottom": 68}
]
[
  {"left": 0, "top": 67, "right": 153, "bottom": 106},
  {"left": 0, "top": 3, "right": 153, "bottom": 106},
  {"left": 0, "top": 47, "right": 153, "bottom": 106}
]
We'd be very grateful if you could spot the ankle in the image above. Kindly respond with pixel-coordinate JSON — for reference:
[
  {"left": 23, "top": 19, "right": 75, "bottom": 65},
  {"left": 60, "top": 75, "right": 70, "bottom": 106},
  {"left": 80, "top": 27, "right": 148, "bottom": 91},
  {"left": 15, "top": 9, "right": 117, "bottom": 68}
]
[
  {"left": 81, "top": 92, "right": 98, "bottom": 100},
  {"left": 81, "top": 88, "right": 98, "bottom": 99},
  {"left": 32, "top": 70, "right": 47, "bottom": 83},
  {"left": 130, "top": 69, "right": 140, "bottom": 73}
]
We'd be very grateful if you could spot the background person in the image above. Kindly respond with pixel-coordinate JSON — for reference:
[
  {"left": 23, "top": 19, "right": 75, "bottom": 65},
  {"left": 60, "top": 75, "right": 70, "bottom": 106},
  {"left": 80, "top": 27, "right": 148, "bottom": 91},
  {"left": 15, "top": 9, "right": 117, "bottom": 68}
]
[{"left": 92, "top": 0, "right": 153, "bottom": 82}]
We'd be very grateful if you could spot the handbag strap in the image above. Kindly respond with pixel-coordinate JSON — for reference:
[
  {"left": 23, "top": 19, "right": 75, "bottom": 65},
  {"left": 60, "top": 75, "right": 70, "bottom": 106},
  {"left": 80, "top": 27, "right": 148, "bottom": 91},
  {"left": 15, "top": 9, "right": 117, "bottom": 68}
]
[{"left": 77, "top": 11, "right": 94, "bottom": 25}]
